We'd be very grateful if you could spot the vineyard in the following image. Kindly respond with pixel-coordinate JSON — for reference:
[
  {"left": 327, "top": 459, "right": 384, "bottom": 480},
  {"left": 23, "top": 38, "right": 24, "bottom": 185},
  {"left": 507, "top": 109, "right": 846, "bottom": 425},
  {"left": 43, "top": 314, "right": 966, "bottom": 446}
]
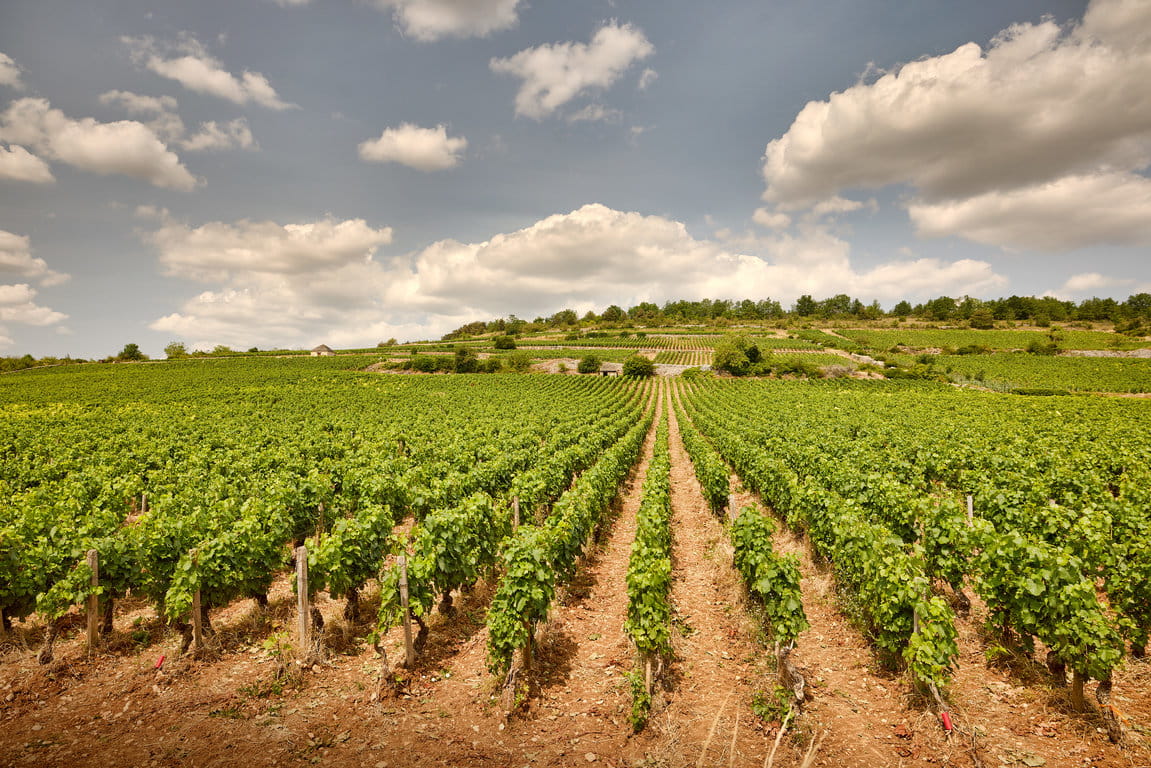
[{"left": 1, "top": 356, "right": 1149, "bottom": 768}]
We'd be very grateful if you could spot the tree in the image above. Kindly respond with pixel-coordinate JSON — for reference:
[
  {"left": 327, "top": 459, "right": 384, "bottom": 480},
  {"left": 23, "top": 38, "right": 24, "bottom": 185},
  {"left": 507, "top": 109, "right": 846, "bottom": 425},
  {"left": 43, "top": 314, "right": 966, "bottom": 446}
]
[
  {"left": 969, "top": 309, "right": 995, "bottom": 330},
  {"left": 600, "top": 304, "right": 626, "bottom": 323},
  {"left": 577, "top": 354, "right": 601, "bottom": 374},
  {"left": 793, "top": 294, "right": 817, "bottom": 316},
  {"left": 493, "top": 335, "right": 516, "bottom": 350},
  {"left": 117, "top": 343, "right": 147, "bottom": 362},
  {"left": 892, "top": 300, "right": 913, "bottom": 317},
  {"left": 622, "top": 354, "right": 655, "bottom": 377},
  {"left": 164, "top": 341, "right": 187, "bottom": 359}
]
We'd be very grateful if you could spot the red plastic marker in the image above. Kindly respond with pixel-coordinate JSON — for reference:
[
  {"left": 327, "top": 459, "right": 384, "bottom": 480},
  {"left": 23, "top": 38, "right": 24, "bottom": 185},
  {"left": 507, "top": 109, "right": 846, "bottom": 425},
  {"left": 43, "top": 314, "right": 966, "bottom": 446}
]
[
  {"left": 940, "top": 711, "right": 953, "bottom": 731},
  {"left": 154, "top": 654, "right": 165, "bottom": 671}
]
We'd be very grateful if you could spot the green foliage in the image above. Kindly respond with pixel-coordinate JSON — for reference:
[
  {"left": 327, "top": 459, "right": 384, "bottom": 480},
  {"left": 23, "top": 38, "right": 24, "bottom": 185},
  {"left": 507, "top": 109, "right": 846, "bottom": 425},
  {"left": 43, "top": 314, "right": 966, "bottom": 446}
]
[
  {"left": 164, "top": 341, "right": 187, "bottom": 359},
  {"left": 577, "top": 354, "right": 602, "bottom": 374},
  {"left": 117, "top": 343, "right": 147, "bottom": 361},
  {"left": 505, "top": 350, "right": 533, "bottom": 373},
  {"left": 493, "top": 335, "right": 516, "bottom": 350},
  {"left": 622, "top": 355, "right": 655, "bottom": 378},
  {"left": 625, "top": 418, "right": 672, "bottom": 657},
  {"left": 729, "top": 505, "right": 807, "bottom": 646}
]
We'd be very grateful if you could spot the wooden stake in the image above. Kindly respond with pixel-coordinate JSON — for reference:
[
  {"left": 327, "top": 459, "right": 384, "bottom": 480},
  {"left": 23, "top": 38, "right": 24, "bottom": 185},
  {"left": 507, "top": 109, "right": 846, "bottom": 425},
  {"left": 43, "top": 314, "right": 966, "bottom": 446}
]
[
  {"left": 295, "top": 544, "right": 309, "bottom": 654},
  {"left": 398, "top": 555, "right": 415, "bottom": 668},
  {"left": 191, "top": 589, "right": 204, "bottom": 652},
  {"left": 86, "top": 549, "right": 99, "bottom": 651},
  {"left": 966, "top": 494, "right": 974, "bottom": 526},
  {"left": 512, "top": 496, "right": 520, "bottom": 529},
  {"left": 728, "top": 493, "right": 737, "bottom": 521}
]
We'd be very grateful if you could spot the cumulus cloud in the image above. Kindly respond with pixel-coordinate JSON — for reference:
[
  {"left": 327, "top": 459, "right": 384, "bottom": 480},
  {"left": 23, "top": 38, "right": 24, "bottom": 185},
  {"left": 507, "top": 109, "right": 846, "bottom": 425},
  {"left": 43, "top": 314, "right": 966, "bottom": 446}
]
[
  {"left": 148, "top": 217, "right": 394, "bottom": 282},
  {"left": 148, "top": 204, "right": 1005, "bottom": 349},
  {"left": 909, "top": 172, "right": 1151, "bottom": 251},
  {"left": 0, "top": 283, "right": 68, "bottom": 327},
  {"left": 371, "top": 0, "right": 524, "bottom": 41},
  {"left": 100, "top": 90, "right": 255, "bottom": 152},
  {"left": 1049, "top": 272, "right": 1133, "bottom": 298},
  {"left": 491, "top": 22, "right": 654, "bottom": 119},
  {"left": 761, "top": 0, "right": 1151, "bottom": 251},
  {"left": 358, "top": 124, "right": 467, "bottom": 171},
  {"left": 0, "top": 230, "right": 68, "bottom": 286},
  {"left": 0, "top": 97, "right": 197, "bottom": 190},
  {"left": 124, "top": 35, "right": 295, "bottom": 110},
  {"left": 0, "top": 144, "right": 54, "bottom": 183},
  {"left": 0, "top": 232, "right": 69, "bottom": 346},
  {"left": 0, "top": 52, "right": 25, "bottom": 90},
  {"left": 637, "top": 68, "right": 658, "bottom": 90}
]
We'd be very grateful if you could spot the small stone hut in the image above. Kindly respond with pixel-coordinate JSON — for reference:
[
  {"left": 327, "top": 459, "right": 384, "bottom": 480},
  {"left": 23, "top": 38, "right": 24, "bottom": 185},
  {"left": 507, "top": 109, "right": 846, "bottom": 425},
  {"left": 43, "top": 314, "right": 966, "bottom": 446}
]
[{"left": 311, "top": 344, "right": 335, "bottom": 357}]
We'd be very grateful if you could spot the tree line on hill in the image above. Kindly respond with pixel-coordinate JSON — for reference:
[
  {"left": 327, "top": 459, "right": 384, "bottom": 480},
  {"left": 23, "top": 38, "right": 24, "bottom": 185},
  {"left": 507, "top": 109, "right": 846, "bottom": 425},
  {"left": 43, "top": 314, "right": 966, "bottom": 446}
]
[{"left": 441, "top": 293, "right": 1151, "bottom": 340}]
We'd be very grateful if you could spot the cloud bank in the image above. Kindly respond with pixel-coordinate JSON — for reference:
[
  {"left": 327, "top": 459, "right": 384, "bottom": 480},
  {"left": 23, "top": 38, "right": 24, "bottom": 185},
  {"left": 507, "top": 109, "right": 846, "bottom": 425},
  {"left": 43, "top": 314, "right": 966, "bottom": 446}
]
[
  {"left": 148, "top": 205, "right": 1005, "bottom": 350},
  {"left": 759, "top": 0, "right": 1151, "bottom": 252}
]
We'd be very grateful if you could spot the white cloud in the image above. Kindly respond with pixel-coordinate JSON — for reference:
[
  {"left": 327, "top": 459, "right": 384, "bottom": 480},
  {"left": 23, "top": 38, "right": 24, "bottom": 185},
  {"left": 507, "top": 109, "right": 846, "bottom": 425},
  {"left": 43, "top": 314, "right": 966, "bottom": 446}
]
[
  {"left": 99, "top": 89, "right": 178, "bottom": 116},
  {"left": 149, "top": 217, "right": 394, "bottom": 282},
  {"left": 124, "top": 35, "right": 295, "bottom": 110},
  {"left": 0, "top": 283, "right": 68, "bottom": 327},
  {"left": 637, "top": 68, "right": 658, "bottom": 90},
  {"left": 0, "top": 230, "right": 68, "bottom": 286},
  {"left": 566, "top": 104, "right": 622, "bottom": 124},
  {"left": 147, "top": 205, "right": 1006, "bottom": 349},
  {"left": 0, "top": 52, "right": 25, "bottom": 90},
  {"left": 0, "top": 144, "right": 54, "bottom": 183},
  {"left": 760, "top": 0, "right": 1151, "bottom": 251},
  {"left": 371, "top": 0, "right": 523, "bottom": 42},
  {"left": 100, "top": 90, "right": 255, "bottom": 152},
  {"left": 752, "top": 207, "right": 791, "bottom": 230},
  {"left": 909, "top": 172, "right": 1151, "bottom": 251},
  {"left": 490, "top": 22, "right": 654, "bottom": 119},
  {"left": 358, "top": 123, "right": 467, "bottom": 171},
  {"left": 181, "top": 119, "right": 255, "bottom": 152},
  {"left": 1045, "top": 272, "right": 1150, "bottom": 299},
  {"left": 0, "top": 98, "right": 197, "bottom": 190}
]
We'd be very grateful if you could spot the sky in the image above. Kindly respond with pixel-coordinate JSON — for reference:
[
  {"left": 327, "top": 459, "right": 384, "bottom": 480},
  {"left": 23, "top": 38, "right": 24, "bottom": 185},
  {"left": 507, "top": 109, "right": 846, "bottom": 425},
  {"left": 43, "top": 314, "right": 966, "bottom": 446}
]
[{"left": 1, "top": 0, "right": 1149, "bottom": 357}]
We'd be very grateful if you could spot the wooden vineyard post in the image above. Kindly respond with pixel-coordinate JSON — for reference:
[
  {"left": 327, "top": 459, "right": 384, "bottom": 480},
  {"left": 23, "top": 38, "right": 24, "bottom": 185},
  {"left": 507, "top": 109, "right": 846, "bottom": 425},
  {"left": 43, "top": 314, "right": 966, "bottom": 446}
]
[
  {"left": 966, "top": 494, "right": 974, "bottom": 526},
  {"left": 512, "top": 496, "right": 520, "bottom": 529},
  {"left": 86, "top": 549, "right": 99, "bottom": 652},
  {"left": 295, "top": 545, "right": 310, "bottom": 656},
  {"left": 398, "top": 555, "right": 415, "bottom": 668},
  {"left": 191, "top": 588, "right": 204, "bottom": 652},
  {"left": 727, "top": 493, "right": 737, "bottom": 521}
]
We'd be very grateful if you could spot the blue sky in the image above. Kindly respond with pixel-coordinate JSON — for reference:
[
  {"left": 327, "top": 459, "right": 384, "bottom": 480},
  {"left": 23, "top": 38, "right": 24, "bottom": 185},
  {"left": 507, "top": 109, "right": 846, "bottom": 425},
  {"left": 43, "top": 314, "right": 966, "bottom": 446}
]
[{"left": 1, "top": 0, "right": 1148, "bottom": 356}]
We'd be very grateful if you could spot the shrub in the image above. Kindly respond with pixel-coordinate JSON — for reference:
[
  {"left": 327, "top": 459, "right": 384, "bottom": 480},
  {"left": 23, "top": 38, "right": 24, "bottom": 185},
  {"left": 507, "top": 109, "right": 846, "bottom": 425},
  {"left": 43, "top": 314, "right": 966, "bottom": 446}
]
[
  {"left": 454, "top": 347, "right": 479, "bottom": 373},
  {"left": 493, "top": 335, "right": 516, "bottom": 350},
  {"left": 505, "top": 351, "right": 533, "bottom": 373},
  {"left": 968, "top": 309, "right": 995, "bottom": 329},
  {"left": 577, "top": 354, "right": 601, "bottom": 374},
  {"left": 623, "top": 355, "right": 655, "bottom": 378},
  {"left": 955, "top": 344, "right": 991, "bottom": 355},
  {"left": 410, "top": 355, "right": 438, "bottom": 373},
  {"left": 1026, "top": 339, "right": 1059, "bottom": 355},
  {"left": 477, "top": 358, "right": 502, "bottom": 373}
]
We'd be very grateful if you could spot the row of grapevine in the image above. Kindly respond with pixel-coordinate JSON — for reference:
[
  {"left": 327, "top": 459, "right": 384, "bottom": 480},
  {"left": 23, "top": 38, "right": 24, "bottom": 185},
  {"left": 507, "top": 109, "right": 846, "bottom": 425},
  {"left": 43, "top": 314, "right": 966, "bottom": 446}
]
[
  {"left": 623, "top": 407, "right": 671, "bottom": 728},
  {"left": 486, "top": 385, "right": 656, "bottom": 676},
  {"left": 680, "top": 381, "right": 960, "bottom": 693},
  {"left": 681, "top": 379, "right": 1149, "bottom": 740},
  {"left": 373, "top": 385, "right": 647, "bottom": 656},
  {"left": 0, "top": 364, "right": 641, "bottom": 656}
]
